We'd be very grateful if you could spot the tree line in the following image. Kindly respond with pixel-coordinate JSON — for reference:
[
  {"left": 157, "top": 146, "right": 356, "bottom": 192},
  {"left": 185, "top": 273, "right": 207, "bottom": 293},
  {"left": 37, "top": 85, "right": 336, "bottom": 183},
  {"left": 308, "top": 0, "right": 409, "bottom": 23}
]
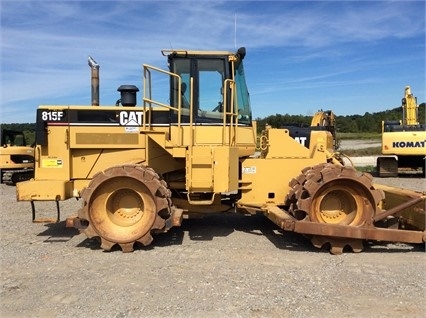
[
  {"left": 1, "top": 123, "right": 36, "bottom": 145},
  {"left": 1, "top": 103, "right": 425, "bottom": 144},
  {"left": 255, "top": 104, "right": 425, "bottom": 134}
]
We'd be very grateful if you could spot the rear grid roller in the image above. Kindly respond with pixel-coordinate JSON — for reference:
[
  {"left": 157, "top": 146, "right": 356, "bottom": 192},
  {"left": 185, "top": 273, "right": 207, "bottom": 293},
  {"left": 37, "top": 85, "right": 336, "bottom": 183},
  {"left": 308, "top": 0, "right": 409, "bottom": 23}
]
[
  {"left": 287, "top": 163, "right": 384, "bottom": 254},
  {"left": 78, "top": 164, "right": 171, "bottom": 252}
]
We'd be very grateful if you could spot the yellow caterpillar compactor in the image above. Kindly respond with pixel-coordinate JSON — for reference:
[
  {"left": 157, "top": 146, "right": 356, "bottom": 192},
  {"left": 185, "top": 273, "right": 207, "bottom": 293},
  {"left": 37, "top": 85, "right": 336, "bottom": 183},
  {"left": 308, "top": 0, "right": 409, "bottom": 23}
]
[
  {"left": 17, "top": 48, "right": 425, "bottom": 254},
  {"left": 377, "top": 86, "right": 426, "bottom": 177}
]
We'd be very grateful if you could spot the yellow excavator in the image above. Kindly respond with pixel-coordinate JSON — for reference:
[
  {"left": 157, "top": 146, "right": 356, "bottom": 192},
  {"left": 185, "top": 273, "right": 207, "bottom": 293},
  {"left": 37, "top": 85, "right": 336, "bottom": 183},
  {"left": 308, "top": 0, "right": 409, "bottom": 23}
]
[
  {"left": 377, "top": 86, "right": 426, "bottom": 177},
  {"left": 0, "top": 129, "right": 34, "bottom": 185}
]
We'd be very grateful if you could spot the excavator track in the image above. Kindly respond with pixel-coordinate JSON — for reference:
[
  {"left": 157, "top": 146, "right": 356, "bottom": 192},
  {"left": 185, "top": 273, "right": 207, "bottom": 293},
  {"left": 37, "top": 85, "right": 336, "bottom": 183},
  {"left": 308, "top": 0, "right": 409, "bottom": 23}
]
[
  {"left": 2, "top": 169, "right": 34, "bottom": 186},
  {"left": 78, "top": 164, "right": 172, "bottom": 252},
  {"left": 287, "top": 163, "right": 385, "bottom": 254}
]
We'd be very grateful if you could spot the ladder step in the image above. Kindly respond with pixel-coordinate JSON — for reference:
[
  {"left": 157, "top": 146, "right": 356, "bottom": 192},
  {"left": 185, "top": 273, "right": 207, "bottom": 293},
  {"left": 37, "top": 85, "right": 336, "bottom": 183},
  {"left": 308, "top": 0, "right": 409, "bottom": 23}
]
[{"left": 31, "top": 201, "right": 61, "bottom": 223}]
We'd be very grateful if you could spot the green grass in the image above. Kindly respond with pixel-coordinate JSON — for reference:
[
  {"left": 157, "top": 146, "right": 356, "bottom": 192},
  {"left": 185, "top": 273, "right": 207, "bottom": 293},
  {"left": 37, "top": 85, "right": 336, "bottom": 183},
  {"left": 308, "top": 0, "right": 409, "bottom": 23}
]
[
  {"left": 339, "top": 147, "right": 382, "bottom": 156},
  {"left": 355, "top": 165, "right": 377, "bottom": 173}
]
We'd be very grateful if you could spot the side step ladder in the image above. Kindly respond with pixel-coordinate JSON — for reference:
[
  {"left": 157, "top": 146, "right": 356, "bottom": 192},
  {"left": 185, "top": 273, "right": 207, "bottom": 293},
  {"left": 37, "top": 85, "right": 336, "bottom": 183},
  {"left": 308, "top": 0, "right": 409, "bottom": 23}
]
[{"left": 30, "top": 201, "right": 61, "bottom": 223}]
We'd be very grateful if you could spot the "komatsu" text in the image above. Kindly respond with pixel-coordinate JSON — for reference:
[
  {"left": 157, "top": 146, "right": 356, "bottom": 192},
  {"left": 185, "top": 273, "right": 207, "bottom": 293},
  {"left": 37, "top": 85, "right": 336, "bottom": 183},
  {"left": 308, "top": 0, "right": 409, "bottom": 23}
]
[{"left": 392, "top": 140, "right": 425, "bottom": 148}]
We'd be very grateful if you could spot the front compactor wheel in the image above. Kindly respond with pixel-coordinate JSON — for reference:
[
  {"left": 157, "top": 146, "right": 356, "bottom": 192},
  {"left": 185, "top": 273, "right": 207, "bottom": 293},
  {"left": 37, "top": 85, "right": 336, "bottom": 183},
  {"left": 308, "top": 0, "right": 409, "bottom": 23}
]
[
  {"left": 287, "top": 163, "right": 384, "bottom": 254},
  {"left": 78, "top": 165, "right": 171, "bottom": 252}
]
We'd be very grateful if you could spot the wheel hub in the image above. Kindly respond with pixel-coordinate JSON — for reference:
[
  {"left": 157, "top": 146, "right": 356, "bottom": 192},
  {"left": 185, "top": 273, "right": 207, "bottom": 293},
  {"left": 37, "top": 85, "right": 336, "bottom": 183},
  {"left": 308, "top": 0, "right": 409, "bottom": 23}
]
[
  {"left": 316, "top": 189, "right": 357, "bottom": 224},
  {"left": 110, "top": 189, "right": 144, "bottom": 226}
]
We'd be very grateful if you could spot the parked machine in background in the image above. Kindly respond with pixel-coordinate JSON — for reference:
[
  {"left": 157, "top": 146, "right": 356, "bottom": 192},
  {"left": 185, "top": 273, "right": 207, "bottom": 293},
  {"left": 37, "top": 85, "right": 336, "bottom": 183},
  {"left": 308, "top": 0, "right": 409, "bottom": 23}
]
[
  {"left": 281, "top": 109, "right": 338, "bottom": 151},
  {"left": 0, "top": 129, "right": 34, "bottom": 185},
  {"left": 377, "top": 86, "right": 426, "bottom": 177},
  {"left": 16, "top": 48, "right": 425, "bottom": 254}
]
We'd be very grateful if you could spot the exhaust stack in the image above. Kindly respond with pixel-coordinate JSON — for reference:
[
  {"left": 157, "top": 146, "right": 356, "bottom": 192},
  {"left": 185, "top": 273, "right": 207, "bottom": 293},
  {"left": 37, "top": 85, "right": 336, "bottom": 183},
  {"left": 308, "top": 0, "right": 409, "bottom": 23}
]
[{"left": 88, "top": 56, "right": 99, "bottom": 106}]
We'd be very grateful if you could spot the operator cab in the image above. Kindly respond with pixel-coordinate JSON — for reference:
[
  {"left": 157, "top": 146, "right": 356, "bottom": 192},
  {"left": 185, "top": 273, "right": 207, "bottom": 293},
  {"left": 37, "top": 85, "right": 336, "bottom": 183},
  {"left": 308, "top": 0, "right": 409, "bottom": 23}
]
[{"left": 166, "top": 47, "right": 252, "bottom": 126}]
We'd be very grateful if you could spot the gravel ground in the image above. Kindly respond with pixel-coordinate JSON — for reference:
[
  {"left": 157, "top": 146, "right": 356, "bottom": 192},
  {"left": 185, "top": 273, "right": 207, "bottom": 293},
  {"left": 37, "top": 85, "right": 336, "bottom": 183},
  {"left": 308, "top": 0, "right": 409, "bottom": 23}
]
[
  {"left": 1, "top": 172, "right": 425, "bottom": 318},
  {"left": 339, "top": 139, "right": 382, "bottom": 150}
]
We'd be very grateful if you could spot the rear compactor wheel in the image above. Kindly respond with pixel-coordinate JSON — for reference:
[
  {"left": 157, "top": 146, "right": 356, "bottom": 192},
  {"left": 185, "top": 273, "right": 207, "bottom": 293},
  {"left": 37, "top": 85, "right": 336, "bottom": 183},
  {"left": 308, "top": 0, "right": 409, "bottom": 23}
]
[
  {"left": 287, "top": 163, "right": 384, "bottom": 254},
  {"left": 78, "top": 164, "right": 171, "bottom": 252}
]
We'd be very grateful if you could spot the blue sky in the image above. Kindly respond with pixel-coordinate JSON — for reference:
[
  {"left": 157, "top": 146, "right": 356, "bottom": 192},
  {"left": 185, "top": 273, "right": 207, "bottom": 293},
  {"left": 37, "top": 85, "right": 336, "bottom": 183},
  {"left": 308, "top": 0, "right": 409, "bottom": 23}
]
[{"left": 1, "top": 0, "right": 425, "bottom": 123}]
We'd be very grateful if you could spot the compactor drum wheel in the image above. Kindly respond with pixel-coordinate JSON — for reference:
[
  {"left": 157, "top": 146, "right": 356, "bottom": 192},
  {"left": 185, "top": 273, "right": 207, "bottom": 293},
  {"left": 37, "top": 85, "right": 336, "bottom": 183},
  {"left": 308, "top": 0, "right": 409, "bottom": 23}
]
[
  {"left": 78, "top": 165, "right": 171, "bottom": 252},
  {"left": 287, "top": 163, "right": 384, "bottom": 254}
]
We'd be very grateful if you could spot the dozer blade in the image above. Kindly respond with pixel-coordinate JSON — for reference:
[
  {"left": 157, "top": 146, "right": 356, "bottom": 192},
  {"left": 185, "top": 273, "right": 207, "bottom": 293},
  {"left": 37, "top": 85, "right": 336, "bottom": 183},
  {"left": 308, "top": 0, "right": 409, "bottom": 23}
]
[{"left": 373, "top": 183, "right": 425, "bottom": 231}]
